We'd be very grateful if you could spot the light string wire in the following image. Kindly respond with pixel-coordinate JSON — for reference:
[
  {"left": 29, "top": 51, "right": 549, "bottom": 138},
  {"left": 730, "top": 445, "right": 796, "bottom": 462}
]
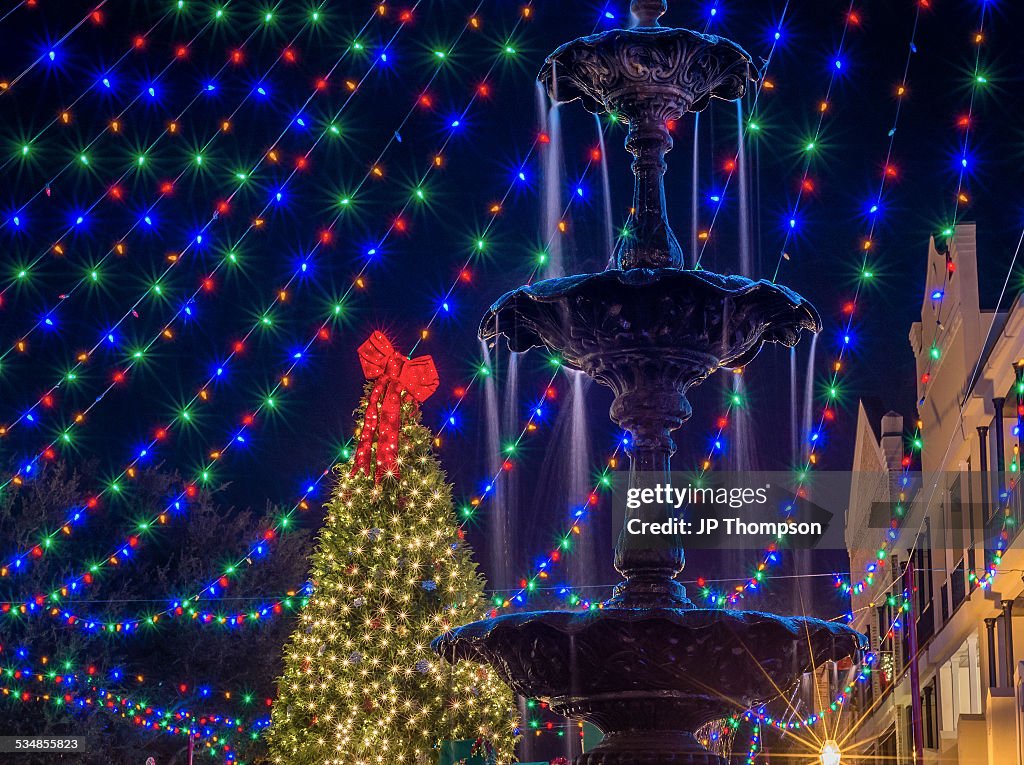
[
  {"left": 0, "top": 0, "right": 29, "bottom": 27},
  {"left": 691, "top": 0, "right": 790, "bottom": 268},
  {"left": 0, "top": 1, "right": 387, "bottom": 577},
  {"left": 702, "top": 0, "right": 927, "bottom": 606},
  {"left": 3, "top": 0, "right": 539, "bottom": 630},
  {"left": 835, "top": 0, "right": 991, "bottom": 598},
  {"left": 0, "top": 1, "right": 225, "bottom": 236},
  {"left": 767, "top": 0, "right": 857, "bottom": 281},
  {"left": 0, "top": 0, "right": 111, "bottom": 95},
  {"left": 0, "top": 5, "right": 178, "bottom": 174},
  {"left": 0, "top": 1, "right": 323, "bottom": 365}
]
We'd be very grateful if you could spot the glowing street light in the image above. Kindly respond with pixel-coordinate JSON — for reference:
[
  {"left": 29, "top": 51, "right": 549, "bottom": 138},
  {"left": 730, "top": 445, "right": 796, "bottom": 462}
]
[{"left": 820, "top": 740, "right": 841, "bottom": 765}]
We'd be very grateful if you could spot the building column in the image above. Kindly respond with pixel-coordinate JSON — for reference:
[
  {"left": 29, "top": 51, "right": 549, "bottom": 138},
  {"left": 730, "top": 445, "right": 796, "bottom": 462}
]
[
  {"left": 967, "top": 633, "right": 982, "bottom": 713},
  {"left": 978, "top": 426, "right": 990, "bottom": 512},
  {"left": 993, "top": 397, "right": 1006, "bottom": 496},
  {"left": 1002, "top": 599, "right": 1016, "bottom": 685},
  {"left": 985, "top": 617, "right": 998, "bottom": 688}
]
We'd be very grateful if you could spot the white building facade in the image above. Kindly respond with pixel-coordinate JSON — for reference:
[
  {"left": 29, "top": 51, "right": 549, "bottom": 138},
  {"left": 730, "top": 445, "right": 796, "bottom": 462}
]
[{"left": 846, "top": 223, "right": 1024, "bottom": 763}]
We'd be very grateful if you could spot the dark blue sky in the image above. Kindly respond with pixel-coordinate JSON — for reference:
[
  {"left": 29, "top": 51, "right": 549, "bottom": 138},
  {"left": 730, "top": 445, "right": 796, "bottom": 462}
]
[{"left": 1, "top": 0, "right": 1022, "bottom": 609}]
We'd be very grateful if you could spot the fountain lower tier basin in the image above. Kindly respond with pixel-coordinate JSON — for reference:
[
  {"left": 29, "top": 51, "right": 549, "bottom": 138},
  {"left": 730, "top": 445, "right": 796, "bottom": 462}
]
[{"left": 434, "top": 607, "right": 864, "bottom": 763}]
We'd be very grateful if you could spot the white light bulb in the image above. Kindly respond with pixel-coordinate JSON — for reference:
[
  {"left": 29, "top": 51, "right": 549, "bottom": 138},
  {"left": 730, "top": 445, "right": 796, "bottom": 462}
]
[{"left": 820, "top": 740, "right": 841, "bottom": 765}]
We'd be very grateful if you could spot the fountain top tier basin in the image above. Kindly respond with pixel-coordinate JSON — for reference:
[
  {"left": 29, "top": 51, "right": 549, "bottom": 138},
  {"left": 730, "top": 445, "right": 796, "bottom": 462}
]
[
  {"left": 541, "top": 4, "right": 756, "bottom": 120},
  {"left": 540, "top": 0, "right": 758, "bottom": 269}
]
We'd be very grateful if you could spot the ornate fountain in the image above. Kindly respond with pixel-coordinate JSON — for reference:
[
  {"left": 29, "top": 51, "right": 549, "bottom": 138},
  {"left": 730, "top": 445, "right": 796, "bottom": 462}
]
[{"left": 434, "top": 2, "right": 864, "bottom": 762}]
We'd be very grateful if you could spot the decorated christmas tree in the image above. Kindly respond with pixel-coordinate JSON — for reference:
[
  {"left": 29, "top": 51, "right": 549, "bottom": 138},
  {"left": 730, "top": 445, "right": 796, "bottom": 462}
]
[{"left": 268, "top": 333, "right": 519, "bottom": 765}]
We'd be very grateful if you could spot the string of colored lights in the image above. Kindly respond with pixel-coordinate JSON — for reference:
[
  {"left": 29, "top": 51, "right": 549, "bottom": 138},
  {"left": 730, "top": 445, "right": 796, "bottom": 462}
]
[
  {"left": 3, "top": 1, "right": 532, "bottom": 611},
  {"left": 0, "top": 7, "right": 179, "bottom": 174},
  {"left": 420, "top": 73, "right": 624, "bottom": 443},
  {"left": 0, "top": 683, "right": 250, "bottom": 761},
  {"left": 0, "top": 2, "right": 228, "bottom": 236},
  {"left": 795, "top": 597, "right": 934, "bottom": 754},
  {"left": 2, "top": 580, "right": 312, "bottom": 634},
  {"left": 699, "top": 611, "right": 886, "bottom": 738},
  {"left": 897, "top": 227, "right": 1024, "bottom": 597},
  {"left": 700, "top": 0, "right": 930, "bottom": 607},
  {"left": 833, "top": 0, "right": 990, "bottom": 599},
  {"left": 2, "top": 650, "right": 276, "bottom": 710},
  {"left": 412, "top": 3, "right": 618, "bottom": 422},
  {"left": 976, "top": 361, "right": 1024, "bottom": 589},
  {"left": 744, "top": 721, "right": 759, "bottom": 763},
  {"left": 691, "top": 1, "right": 788, "bottom": 263},
  {"left": 739, "top": 655, "right": 874, "bottom": 732},
  {"left": 0, "top": 0, "right": 110, "bottom": 95},
  {"left": 0, "top": 2, "right": 320, "bottom": 356},
  {"left": 0, "top": 2, "right": 400, "bottom": 575},
  {"left": 907, "top": 2, "right": 990, "bottom": 410},
  {"left": 8, "top": 53, "right": 553, "bottom": 623},
  {"left": 0, "top": 668, "right": 261, "bottom": 734},
  {"left": 0, "top": 464, "right": 341, "bottom": 636},
  {"left": 766, "top": 0, "right": 857, "bottom": 281}
]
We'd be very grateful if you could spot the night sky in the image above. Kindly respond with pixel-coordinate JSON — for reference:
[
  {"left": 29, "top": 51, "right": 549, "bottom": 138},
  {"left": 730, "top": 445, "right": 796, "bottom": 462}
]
[{"left": 2, "top": 0, "right": 1023, "bottom": 616}]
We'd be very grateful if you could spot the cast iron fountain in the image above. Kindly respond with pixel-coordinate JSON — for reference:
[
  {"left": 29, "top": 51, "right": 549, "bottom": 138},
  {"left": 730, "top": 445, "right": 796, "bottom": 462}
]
[{"left": 434, "top": 2, "right": 865, "bottom": 762}]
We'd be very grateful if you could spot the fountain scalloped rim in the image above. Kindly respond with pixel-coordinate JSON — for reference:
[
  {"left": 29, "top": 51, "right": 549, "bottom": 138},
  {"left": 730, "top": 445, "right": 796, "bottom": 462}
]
[
  {"left": 480, "top": 268, "right": 821, "bottom": 372},
  {"left": 541, "top": 27, "right": 758, "bottom": 115}
]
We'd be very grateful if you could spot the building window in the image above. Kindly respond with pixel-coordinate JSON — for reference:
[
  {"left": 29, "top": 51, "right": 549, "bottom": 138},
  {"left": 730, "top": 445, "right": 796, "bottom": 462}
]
[
  {"left": 877, "top": 725, "right": 896, "bottom": 761},
  {"left": 923, "top": 679, "right": 939, "bottom": 750}
]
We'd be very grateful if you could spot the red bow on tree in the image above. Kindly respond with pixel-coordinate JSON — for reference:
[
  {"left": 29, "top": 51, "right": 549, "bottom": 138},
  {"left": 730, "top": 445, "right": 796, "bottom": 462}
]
[{"left": 351, "top": 332, "right": 438, "bottom": 482}]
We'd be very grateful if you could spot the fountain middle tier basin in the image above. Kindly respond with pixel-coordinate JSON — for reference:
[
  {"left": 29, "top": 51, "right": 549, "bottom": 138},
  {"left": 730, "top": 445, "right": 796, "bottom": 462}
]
[
  {"left": 434, "top": 607, "right": 865, "bottom": 732},
  {"left": 481, "top": 269, "right": 820, "bottom": 430},
  {"left": 481, "top": 269, "right": 820, "bottom": 374}
]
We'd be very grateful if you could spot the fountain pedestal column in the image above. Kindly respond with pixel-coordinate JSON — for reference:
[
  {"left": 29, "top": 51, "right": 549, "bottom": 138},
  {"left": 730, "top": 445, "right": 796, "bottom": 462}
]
[{"left": 620, "top": 109, "right": 682, "bottom": 269}]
